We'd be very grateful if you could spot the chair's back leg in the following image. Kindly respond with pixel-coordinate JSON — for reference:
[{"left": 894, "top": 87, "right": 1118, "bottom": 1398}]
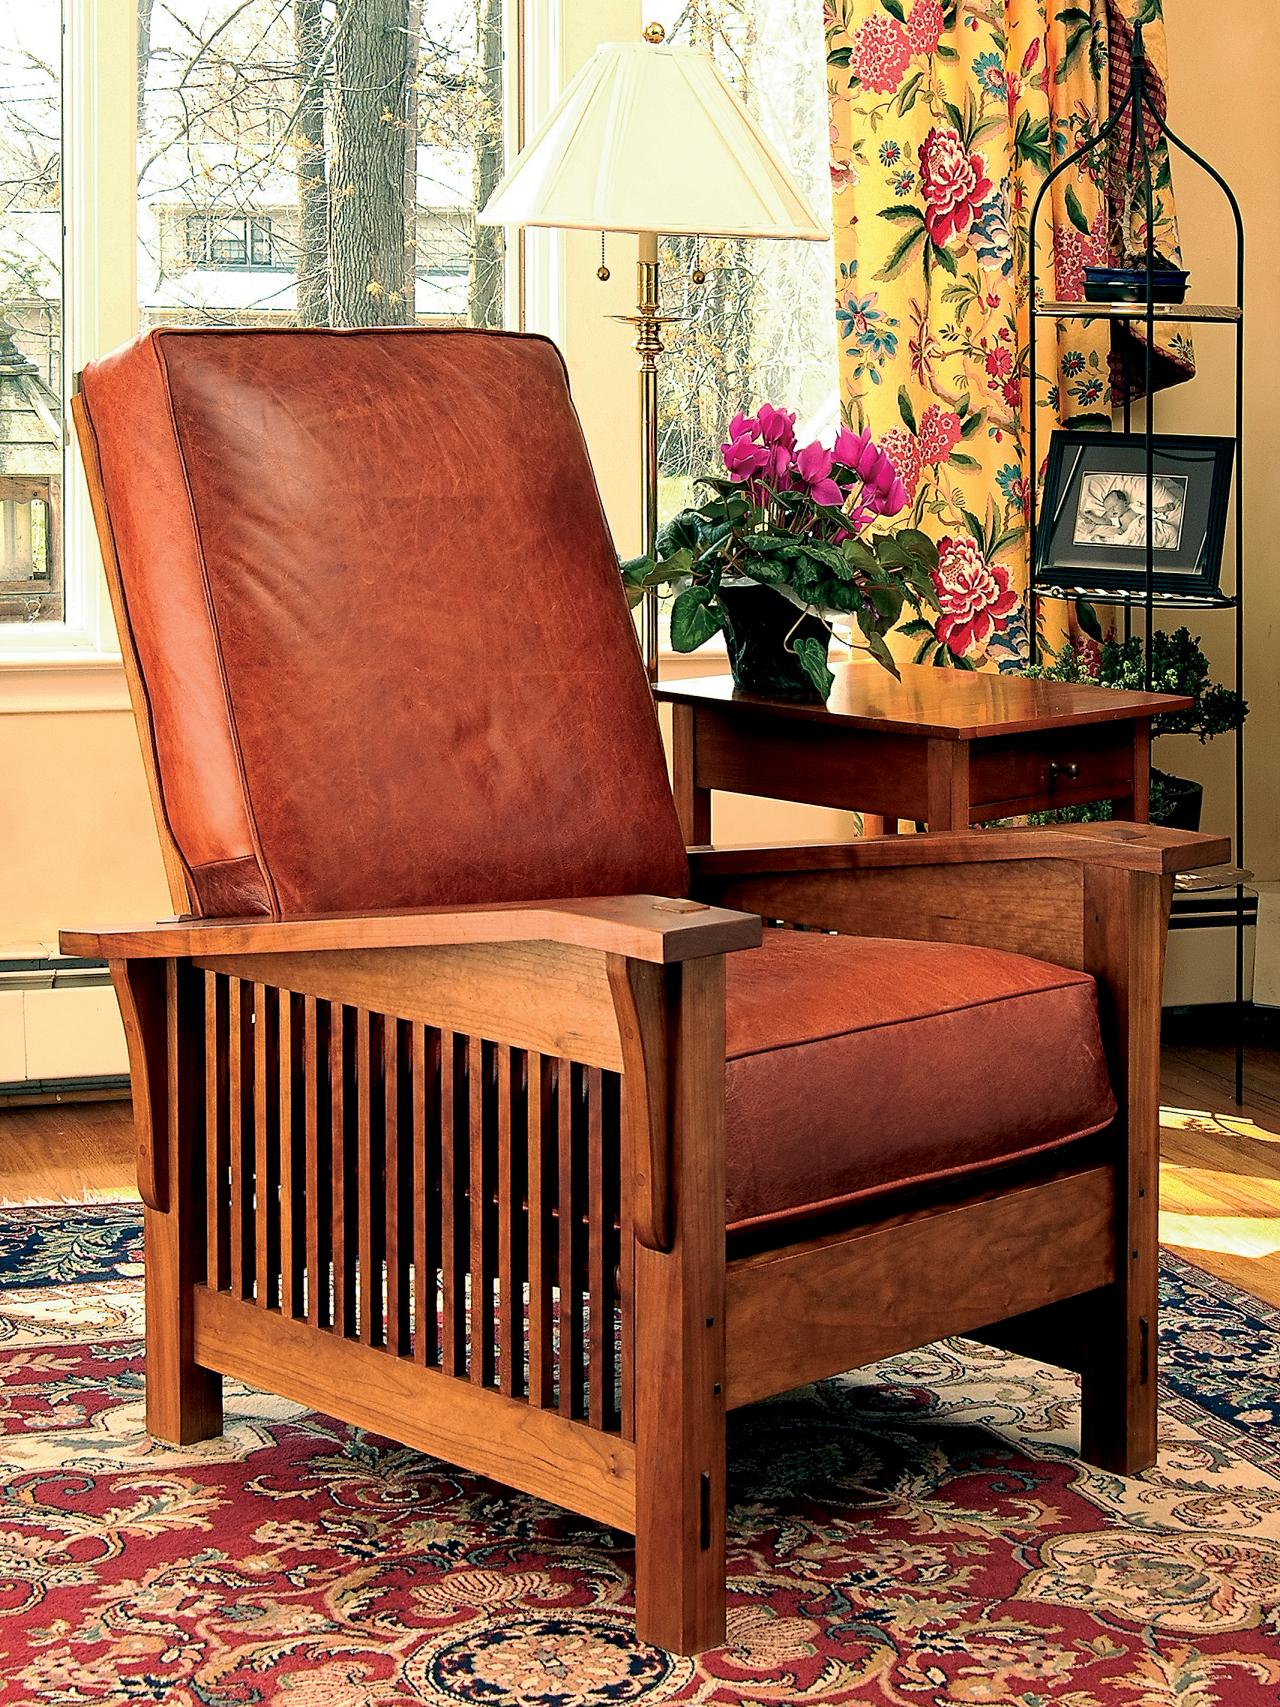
[
  {"left": 1078, "top": 866, "right": 1170, "bottom": 1475},
  {"left": 632, "top": 957, "right": 727, "bottom": 1655},
  {"left": 118, "top": 959, "right": 223, "bottom": 1444}
]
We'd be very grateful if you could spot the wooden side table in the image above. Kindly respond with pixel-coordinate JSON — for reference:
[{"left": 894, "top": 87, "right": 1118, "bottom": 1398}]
[{"left": 655, "top": 663, "right": 1193, "bottom": 843}]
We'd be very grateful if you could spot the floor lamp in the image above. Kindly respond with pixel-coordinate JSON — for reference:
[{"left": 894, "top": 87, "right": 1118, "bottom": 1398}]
[{"left": 478, "top": 23, "right": 827, "bottom": 680}]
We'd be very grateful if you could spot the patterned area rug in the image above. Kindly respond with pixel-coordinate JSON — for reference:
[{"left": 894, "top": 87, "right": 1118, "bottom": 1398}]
[{"left": 2, "top": 1205, "right": 1279, "bottom": 1705}]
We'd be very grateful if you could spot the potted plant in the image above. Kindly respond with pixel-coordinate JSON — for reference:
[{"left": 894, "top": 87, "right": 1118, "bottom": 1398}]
[
  {"left": 621, "top": 404, "right": 940, "bottom": 701},
  {"left": 1027, "top": 627, "right": 1246, "bottom": 829}
]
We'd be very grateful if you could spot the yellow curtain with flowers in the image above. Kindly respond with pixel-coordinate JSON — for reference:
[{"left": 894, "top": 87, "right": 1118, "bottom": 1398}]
[{"left": 826, "top": 0, "right": 1191, "bottom": 669}]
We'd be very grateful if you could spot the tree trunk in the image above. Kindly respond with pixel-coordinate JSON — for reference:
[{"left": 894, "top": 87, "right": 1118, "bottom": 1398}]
[
  {"left": 328, "top": 0, "right": 413, "bottom": 327},
  {"left": 468, "top": 0, "right": 505, "bottom": 328},
  {"left": 294, "top": 0, "right": 330, "bottom": 326},
  {"left": 137, "top": 0, "right": 155, "bottom": 125}
]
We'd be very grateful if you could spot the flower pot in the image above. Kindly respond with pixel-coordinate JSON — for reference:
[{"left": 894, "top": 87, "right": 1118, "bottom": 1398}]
[
  {"left": 718, "top": 583, "right": 830, "bottom": 701},
  {"left": 1150, "top": 768, "right": 1203, "bottom": 831}
]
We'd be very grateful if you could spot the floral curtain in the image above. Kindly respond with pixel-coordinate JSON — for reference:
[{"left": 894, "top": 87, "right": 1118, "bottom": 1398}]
[{"left": 825, "top": 0, "right": 1191, "bottom": 670}]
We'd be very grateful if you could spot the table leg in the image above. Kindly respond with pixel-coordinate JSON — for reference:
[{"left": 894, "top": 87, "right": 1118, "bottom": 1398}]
[
  {"left": 1130, "top": 724, "right": 1151, "bottom": 822},
  {"left": 671, "top": 703, "right": 712, "bottom": 846},
  {"left": 926, "top": 740, "right": 971, "bottom": 831}
]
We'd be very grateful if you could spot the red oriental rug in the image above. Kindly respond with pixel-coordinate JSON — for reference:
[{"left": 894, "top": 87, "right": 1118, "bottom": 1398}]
[{"left": 2, "top": 1204, "right": 1279, "bottom": 1704}]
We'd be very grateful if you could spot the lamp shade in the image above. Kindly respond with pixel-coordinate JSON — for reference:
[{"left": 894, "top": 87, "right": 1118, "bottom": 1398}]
[{"left": 477, "top": 41, "right": 827, "bottom": 241}]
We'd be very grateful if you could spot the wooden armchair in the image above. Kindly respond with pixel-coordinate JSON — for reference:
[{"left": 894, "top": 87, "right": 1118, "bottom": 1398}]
[{"left": 65, "top": 327, "right": 1227, "bottom": 1656}]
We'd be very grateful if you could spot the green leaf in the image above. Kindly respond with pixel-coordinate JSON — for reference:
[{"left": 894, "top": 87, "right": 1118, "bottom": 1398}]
[
  {"left": 1075, "top": 597, "right": 1103, "bottom": 641},
  {"left": 1067, "top": 412, "right": 1113, "bottom": 431},
  {"left": 669, "top": 586, "right": 723, "bottom": 652},
  {"left": 1064, "top": 184, "right": 1092, "bottom": 236},
  {"left": 801, "top": 539, "right": 854, "bottom": 578},
  {"left": 897, "top": 385, "right": 918, "bottom": 435},
  {"left": 936, "top": 42, "right": 959, "bottom": 60},
  {"left": 960, "top": 509, "right": 987, "bottom": 548},
  {"left": 842, "top": 537, "right": 880, "bottom": 574},
  {"left": 879, "top": 0, "right": 907, "bottom": 18},
  {"left": 942, "top": 99, "right": 965, "bottom": 136},
  {"left": 866, "top": 582, "right": 905, "bottom": 628},
  {"left": 877, "top": 204, "right": 929, "bottom": 224},
  {"left": 894, "top": 529, "right": 939, "bottom": 571},
  {"left": 865, "top": 627, "right": 901, "bottom": 678},
  {"left": 930, "top": 239, "right": 958, "bottom": 277},
  {"left": 949, "top": 451, "right": 982, "bottom": 469},
  {"left": 793, "top": 635, "right": 835, "bottom": 700},
  {"left": 896, "top": 71, "right": 924, "bottom": 114},
  {"left": 874, "top": 223, "right": 928, "bottom": 283},
  {"left": 619, "top": 554, "right": 653, "bottom": 586}
]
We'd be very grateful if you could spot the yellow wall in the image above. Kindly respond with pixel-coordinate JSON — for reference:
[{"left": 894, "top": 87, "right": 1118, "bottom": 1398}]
[{"left": 0, "top": 0, "right": 1272, "bottom": 958}]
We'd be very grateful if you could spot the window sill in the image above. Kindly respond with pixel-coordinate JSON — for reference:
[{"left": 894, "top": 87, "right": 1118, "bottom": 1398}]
[{"left": 0, "top": 653, "right": 130, "bottom": 715}]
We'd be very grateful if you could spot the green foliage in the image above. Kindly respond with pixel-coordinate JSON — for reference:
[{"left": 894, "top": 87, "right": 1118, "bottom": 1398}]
[
  {"left": 620, "top": 463, "right": 941, "bottom": 680},
  {"left": 1029, "top": 626, "right": 1246, "bottom": 742},
  {"left": 1025, "top": 625, "right": 1245, "bottom": 827}
]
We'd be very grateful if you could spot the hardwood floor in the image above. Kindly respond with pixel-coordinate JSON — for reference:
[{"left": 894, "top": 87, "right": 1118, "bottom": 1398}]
[{"left": 2, "top": 1042, "right": 1278, "bottom": 1306}]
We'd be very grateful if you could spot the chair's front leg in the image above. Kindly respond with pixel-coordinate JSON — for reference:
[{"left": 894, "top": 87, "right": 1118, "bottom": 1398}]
[
  {"left": 114, "top": 958, "right": 223, "bottom": 1444},
  {"left": 1078, "top": 866, "right": 1170, "bottom": 1475},
  {"left": 626, "top": 955, "right": 728, "bottom": 1654}
]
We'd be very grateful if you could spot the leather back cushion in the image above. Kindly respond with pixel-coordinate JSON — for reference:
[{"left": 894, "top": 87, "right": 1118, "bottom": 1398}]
[{"left": 80, "top": 329, "right": 688, "bottom": 917}]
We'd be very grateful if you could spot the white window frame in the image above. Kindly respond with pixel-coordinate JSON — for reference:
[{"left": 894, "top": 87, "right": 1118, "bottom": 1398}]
[{"left": 0, "top": 0, "right": 633, "bottom": 697}]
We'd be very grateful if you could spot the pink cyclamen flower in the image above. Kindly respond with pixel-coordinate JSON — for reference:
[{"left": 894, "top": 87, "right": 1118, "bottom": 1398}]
[
  {"left": 722, "top": 432, "right": 769, "bottom": 482},
  {"left": 795, "top": 440, "right": 845, "bottom": 509},
  {"left": 833, "top": 424, "right": 872, "bottom": 469},
  {"left": 755, "top": 403, "right": 797, "bottom": 448},
  {"left": 726, "top": 411, "right": 759, "bottom": 442}
]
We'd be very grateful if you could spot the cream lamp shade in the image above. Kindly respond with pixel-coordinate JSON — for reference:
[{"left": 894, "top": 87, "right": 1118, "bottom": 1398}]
[{"left": 477, "top": 40, "right": 828, "bottom": 241}]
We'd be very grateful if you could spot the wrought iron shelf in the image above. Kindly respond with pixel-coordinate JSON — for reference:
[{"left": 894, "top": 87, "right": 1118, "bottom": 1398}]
[
  {"left": 1034, "top": 300, "right": 1241, "bottom": 322},
  {"left": 1031, "top": 583, "right": 1237, "bottom": 612}
]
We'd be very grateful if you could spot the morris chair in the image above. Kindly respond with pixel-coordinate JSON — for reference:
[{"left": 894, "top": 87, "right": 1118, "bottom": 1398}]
[{"left": 65, "top": 327, "right": 1227, "bottom": 1655}]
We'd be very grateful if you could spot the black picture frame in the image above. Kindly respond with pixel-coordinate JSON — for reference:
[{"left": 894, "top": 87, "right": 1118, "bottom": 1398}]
[{"left": 1034, "top": 430, "right": 1235, "bottom": 598}]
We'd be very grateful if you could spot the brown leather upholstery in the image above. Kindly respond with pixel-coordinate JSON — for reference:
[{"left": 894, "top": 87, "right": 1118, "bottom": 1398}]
[
  {"left": 78, "top": 328, "right": 688, "bottom": 918},
  {"left": 723, "top": 930, "right": 1115, "bottom": 1233}
]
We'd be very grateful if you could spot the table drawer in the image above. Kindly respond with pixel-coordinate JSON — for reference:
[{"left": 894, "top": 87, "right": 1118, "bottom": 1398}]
[{"left": 969, "top": 725, "right": 1136, "bottom": 818}]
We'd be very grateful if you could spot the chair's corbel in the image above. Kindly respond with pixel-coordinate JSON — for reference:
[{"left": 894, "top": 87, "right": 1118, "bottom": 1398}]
[
  {"left": 607, "top": 956, "right": 679, "bottom": 1252},
  {"left": 109, "top": 958, "right": 171, "bottom": 1213}
]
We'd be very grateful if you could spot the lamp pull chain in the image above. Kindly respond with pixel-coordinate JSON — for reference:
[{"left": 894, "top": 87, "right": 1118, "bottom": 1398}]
[
  {"left": 597, "top": 233, "right": 610, "bottom": 282},
  {"left": 691, "top": 236, "right": 706, "bottom": 287}
]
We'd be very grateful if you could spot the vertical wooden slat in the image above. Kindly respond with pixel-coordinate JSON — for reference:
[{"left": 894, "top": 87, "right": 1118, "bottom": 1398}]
[
  {"left": 356, "top": 1010, "right": 377, "bottom": 1346},
  {"left": 587, "top": 1068, "right": 607, "bottom": 1431},
  {"left": 279, "top": 992, "right": 297, "bottom": 1318},
  {"left": 228, "top": 979, "right": 245, "bottom": 1300},
  {"left": 527, "top": 1052, "right": 552, "bottom": 1408},
  {"left": 384, "top": 1018, "right": 408, "bottom": 1355},
  {"left": 304, "top": 996, "right": 322, "bottom": 1327},
  {"left": 497, "top": 1044, "right": 517, "bottom": 1397},
  {"left": 467, "top": 1037, "right": 492, "bottom": 1386},
  {"left": 620, "top": 1079, "right": 636, "bottom": 1443},
  {"left": 557, "top": 1059, "right": 584, "bottom": 1419},
  {"left": 204, "top": 971, "right": 227, "bottom": 1291},
  {"left": 412, "top": 1027, "right": 438, "bottom": 1366},
  {"left": 330, "top": 1005, "right": 349, "bottom": 1336},
  {"left": 440, "top": 1032, "right": 466, "bottom": 1375},
  {"left": 254, "top": 983, "right": 271, "bottom": 1308}
]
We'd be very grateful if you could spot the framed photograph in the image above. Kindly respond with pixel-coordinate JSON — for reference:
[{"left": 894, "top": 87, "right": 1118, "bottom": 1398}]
[{"left": 1035, "top": 431, "right": 1235, "bottom": 598}]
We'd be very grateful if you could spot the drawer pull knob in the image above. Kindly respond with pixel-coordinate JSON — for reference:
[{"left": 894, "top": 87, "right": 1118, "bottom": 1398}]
[{"left": 1048, "top": 761, "right": 1080, "bottom": 784}]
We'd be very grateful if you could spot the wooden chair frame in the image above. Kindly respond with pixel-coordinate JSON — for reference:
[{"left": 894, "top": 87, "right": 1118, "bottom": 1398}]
[
  {"left": 65, "top": 386, "right": 1228, "bottom": 1653},
  {"left": 63, "top": 819, "right": 1225, "bottom": 1655}
]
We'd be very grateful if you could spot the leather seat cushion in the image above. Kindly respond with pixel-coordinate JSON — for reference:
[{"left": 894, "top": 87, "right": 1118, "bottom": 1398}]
[{"left": 723, "top": 930, "right": 1116, "bottom": 1234}]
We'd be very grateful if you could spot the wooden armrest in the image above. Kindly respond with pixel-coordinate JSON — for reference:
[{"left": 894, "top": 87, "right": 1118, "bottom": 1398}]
[
  {"left": 60, "top": 894, "right": 763, "bottom": 966},
  {"left": 689, "top": 821, "right": 1231, "bottom": 880}
]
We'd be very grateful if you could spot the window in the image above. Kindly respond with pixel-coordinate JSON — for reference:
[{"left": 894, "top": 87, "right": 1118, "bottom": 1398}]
[
  {"left": 1, "top": 0, "right": 533, "bottom": 652},
  {"left": 139, "top": 1, "right": 512, "bottom": 332},
  {"left": 0, "top": 0, "right": 65, "bottom": 626},
  {"left": 185, "top": 215, "right": 280, "bottom": 270},
  {"left": 648, "top": 0, "right": 837, "bottom": 521}
]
